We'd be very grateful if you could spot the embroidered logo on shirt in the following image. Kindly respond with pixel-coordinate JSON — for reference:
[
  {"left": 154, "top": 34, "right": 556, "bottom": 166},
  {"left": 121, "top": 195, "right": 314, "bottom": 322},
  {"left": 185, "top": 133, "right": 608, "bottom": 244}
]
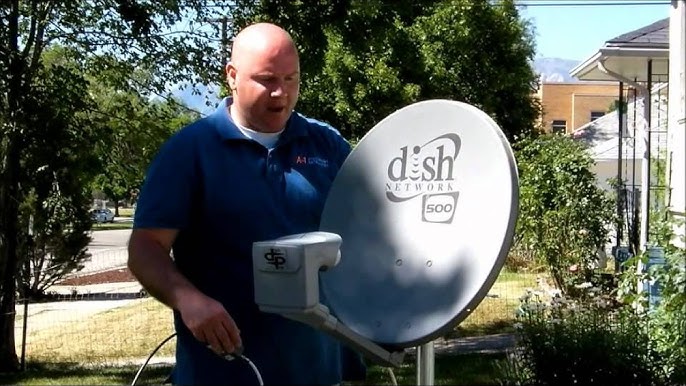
[{"left": 294, "top": 156, "right": 329, "bottom": 167}]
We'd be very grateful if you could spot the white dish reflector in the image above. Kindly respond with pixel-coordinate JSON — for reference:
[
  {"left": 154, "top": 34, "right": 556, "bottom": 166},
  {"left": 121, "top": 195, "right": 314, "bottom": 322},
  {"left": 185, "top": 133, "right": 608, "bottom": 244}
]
[{"left": 320, "top": 100, "right": 518, "bottom": 347}]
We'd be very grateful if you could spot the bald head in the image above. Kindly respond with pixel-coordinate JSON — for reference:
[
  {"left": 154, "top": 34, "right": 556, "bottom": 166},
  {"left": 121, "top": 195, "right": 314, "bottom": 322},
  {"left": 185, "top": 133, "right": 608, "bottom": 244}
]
[
  {"left": 230, "top": 23, "right": 299, "bottom": 69},
  {"left": 226, "top": 23, "right": 301, "bottom": 133}
]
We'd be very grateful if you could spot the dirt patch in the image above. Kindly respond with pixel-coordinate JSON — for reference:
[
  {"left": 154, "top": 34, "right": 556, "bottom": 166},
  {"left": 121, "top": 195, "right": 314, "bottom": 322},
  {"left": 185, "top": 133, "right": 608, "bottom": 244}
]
[{"left": 59, "top": 267, "right": 137, "bottom": 286}]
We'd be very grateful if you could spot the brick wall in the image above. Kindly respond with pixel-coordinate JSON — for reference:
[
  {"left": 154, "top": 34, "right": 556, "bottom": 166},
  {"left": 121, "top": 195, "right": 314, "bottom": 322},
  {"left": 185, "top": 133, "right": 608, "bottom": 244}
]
[{"left": 537, "top": 82, "right": 619, "bottom": 133}]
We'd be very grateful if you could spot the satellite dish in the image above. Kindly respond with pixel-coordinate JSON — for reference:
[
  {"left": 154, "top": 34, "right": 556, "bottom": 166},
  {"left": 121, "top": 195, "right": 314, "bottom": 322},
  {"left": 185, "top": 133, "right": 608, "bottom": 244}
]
[{"left": 320, "top": 99, "right": 518, "bottom": 348}]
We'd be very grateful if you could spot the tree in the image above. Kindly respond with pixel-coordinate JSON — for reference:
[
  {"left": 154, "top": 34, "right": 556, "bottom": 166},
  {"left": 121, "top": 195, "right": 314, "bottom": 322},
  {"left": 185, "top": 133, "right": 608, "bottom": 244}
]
[
  {"left": 14, "top": 50, "right": 197, "bottom": 298},
  {"left": 90, "top": 87, "right": 198, "bottom": 215},
  {"left": 14, "top": 47, "right": 101, "bottom": 300},
  {"left": 514, "top": 135, "right": 615, "bottom": 295},
  {"left": 409, "top": 0, "right": 541, "bottom": 142},
  {"left": 230, "top": 0, "right": 540, "bottom": 141},
  {"left": 231, "top": 0, "right": 440, "bottom": 140},
  {"left": 0, "top": 0, "right": 231, "bottom": 371},
  {"left": 0, "top": 42, "right": 100, "bottom": 369}
]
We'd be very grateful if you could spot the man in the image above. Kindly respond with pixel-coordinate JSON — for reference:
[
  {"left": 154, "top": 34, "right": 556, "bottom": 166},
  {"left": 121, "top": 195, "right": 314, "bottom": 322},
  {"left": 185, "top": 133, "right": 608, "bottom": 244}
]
[{"left": 128, "top": 23, "right": 364, "bottom": 384}]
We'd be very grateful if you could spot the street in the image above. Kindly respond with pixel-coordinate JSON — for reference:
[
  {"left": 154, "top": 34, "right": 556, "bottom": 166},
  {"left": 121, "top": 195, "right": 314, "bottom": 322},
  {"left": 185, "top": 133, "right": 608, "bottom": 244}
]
[
  {"left": 82, "top": 227, "right": 132, "bottom": 275},
  {"left": 88, "top": 226, "right": 131, "bottom": 252}
]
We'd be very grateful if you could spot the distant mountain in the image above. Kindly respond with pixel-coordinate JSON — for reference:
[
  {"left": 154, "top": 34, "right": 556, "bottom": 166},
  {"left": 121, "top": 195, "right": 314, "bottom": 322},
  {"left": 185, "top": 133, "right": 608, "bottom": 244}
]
[
  {"left": 533, "top": 57, "right": 581, "bottom": 83},
  {"left": 172, "top": 57, "right": 582, "bottom": 110},
  {"left": 170, "top": 83, "right": 221, "bottom": 116}
]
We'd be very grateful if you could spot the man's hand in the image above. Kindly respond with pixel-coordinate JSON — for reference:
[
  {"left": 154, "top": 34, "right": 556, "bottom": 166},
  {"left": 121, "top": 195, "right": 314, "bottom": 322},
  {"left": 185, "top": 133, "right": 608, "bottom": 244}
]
[
  {"left": 128, "top": 228, "right": 242, "bottom": 356},
  {"left": 177, "top": 290, "right": 243, "bottom": 356}
]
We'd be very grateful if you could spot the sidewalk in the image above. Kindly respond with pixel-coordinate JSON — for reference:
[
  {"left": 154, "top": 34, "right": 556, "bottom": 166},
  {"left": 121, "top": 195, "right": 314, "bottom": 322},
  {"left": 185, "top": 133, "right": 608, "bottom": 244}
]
[
  {"left": 15, "top": 298, "right": 143, "bottom": 334},
  {"left": 433, "top": 333, "right": 516, "bottom": 355},
  {"left": 48, "top": 281, "right": 143, "bottom": 296},
  {"left": 396, "top": 333, "right": 516, "bottom": 359}
]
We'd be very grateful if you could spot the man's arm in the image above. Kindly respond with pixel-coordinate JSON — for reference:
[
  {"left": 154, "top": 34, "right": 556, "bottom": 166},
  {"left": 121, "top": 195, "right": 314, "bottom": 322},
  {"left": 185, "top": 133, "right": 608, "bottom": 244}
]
[{"left": 128, "top": 228, "right": 242, "bottom": 355}]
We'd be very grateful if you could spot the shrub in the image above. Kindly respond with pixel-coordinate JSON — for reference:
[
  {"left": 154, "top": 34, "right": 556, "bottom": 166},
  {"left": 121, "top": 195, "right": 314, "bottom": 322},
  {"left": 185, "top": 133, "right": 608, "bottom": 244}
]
[
  {"left": 16, "top": 186, "right": 92, "bottom": 299},
  {"left": 501, "top": 287, "right": 666, "bottom": 385},
  {"left": 512, "top": 135, "right": 615, "bottom": 294},
  {"left": 617, "top": 216, "right": 686, "bottom": 385}
]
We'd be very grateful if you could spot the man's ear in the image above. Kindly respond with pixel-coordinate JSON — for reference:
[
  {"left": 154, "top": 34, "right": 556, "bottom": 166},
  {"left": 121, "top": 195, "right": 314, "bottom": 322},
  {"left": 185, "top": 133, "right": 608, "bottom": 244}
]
[{"left": 226, "top": 62, "right": 237, "bottom": 91}]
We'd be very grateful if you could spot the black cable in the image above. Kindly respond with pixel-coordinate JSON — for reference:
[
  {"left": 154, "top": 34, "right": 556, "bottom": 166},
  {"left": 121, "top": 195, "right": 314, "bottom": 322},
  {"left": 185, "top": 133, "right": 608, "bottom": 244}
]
[
  {"left": 131, "top": 332, "right": 177, "bottom": 386},
  {"left": 130, "top": 333, "right": 264, "bottom": 386}
]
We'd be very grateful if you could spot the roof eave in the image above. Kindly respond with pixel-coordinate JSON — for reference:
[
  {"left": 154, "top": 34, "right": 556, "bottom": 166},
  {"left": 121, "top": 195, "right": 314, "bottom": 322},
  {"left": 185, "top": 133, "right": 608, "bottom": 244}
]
[
  {"left": 569, "top": 51, "right": 602, "bottom": 79},
  {"left": 598, "top": 46, "right": 670, "bottom": 58},
  {"left": 569, "top": 46, "right": 669, "bottom": 80}
]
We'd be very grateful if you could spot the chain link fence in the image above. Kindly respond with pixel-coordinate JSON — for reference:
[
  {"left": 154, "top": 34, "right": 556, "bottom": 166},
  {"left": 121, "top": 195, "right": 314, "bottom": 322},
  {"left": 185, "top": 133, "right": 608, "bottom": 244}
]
[
  {"left": 14, "top": 248, "right": 175, "bottom": 366},
  {"left": 14, "top": 248, "right": 536, "bottom": 366}
]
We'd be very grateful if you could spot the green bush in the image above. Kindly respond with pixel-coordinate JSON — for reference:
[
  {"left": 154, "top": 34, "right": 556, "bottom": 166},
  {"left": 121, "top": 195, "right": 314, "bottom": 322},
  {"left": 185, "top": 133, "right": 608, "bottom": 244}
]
[
  {"left": 617, "top": 215, "right": 686, "bottom": 384},
  {"left": 512, "top": 135, "right": 615, "bottom": 294},
  {"left": 502, "top": 288, "right": 666, "bottom": 385},
  {"left": 652, "top": 239, "right": 686, "bottom": 384}
]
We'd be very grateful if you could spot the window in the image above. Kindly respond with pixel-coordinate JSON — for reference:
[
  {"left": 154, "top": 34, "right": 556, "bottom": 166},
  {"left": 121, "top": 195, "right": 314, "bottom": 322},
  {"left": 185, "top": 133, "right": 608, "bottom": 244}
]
[
  {"left": 551, "top": 120, "right": 566, "bottom": 135},
  {"left": 590, "top": 111, "right": 605, "bottom": 121}
]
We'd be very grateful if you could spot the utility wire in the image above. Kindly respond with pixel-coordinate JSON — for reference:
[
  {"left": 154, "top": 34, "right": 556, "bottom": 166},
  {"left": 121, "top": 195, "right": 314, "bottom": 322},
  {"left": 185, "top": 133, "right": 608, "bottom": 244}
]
[
  {"left": 510, "top": 1, "right": 671, "bottom": 6},
  {"left": 205, "top": 1, "right": 672, "bottom": 7}
]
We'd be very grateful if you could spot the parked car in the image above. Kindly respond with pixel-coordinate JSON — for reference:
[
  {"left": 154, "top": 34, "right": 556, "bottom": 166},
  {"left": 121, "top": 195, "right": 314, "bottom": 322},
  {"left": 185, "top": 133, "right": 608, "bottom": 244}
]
[{"left": 91, "top": 208, "right": 115, "bottom": 223}]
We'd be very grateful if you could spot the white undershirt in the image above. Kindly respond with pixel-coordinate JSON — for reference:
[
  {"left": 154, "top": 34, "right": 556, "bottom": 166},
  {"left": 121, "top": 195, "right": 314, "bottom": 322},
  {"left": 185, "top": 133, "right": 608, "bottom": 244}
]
[{"left": 234, "top": 122, "right": 284, "bottom": 149}]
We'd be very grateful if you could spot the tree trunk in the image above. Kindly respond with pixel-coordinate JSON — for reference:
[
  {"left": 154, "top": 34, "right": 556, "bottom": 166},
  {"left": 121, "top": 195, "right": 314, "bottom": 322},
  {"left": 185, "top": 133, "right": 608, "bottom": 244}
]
[
  {"left": 0, "top": 282, "right": 18, "bottom": 372},
  {"left": 0, "top": 1, "right": 24, "bottom": 368},
  {"left": 0, "top": 138, "right": 21, "bottom": 372}
]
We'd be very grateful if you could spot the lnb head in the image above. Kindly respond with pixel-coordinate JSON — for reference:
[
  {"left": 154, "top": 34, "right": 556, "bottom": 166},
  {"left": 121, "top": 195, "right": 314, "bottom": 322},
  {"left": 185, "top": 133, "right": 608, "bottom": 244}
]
[{"left": 252, "top": 232, "right": 342, "bottom": 313}]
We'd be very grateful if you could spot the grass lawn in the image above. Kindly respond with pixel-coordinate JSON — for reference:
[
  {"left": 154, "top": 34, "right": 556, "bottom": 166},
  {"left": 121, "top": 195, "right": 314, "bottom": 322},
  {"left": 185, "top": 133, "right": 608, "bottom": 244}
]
[
  {"left": 19, "top": 298, "right": 175, "bottom": 363},
  {"left": 452, "top": 270, "right": 537, "bottom": 337},
  {"left": 11, "top": 270, "right": 534, "bottom": 384},
  {"left": 117, "top": 208, "right": 134, "bottom": 217},
  {"left": 359, "top": 353, "right": 509, "bottom": 385},
  {"left": 0, "top": 362, "right": 172, "bottom": 385},
  {"left": 20, "top": 271, "right": 534, "bottom": 363},
  {"left": 0, "top": 353, "right": 509, "bottom": 385},
  {"left": 91, "top": 221, "right": 133, "bottom": 231}
]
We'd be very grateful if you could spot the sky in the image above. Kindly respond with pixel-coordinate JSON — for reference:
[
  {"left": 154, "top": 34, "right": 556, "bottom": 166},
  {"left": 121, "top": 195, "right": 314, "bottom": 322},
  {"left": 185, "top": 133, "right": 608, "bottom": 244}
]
[{"left": 519, "top": 1, "right": 673, "bottom": 61}]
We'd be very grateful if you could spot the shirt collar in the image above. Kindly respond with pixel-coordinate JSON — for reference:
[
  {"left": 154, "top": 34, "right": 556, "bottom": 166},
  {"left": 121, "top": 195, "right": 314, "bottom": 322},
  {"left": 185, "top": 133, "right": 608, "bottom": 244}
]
[{"left": 211, "top": 97, "right": 307, "bottom": 143}]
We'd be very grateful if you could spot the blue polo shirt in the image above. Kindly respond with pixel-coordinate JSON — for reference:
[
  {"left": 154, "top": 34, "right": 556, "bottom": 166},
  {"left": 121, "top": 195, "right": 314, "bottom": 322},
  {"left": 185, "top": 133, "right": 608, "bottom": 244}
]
[{"left": 134, "top": 98, "right": 359, "bottom": 385}]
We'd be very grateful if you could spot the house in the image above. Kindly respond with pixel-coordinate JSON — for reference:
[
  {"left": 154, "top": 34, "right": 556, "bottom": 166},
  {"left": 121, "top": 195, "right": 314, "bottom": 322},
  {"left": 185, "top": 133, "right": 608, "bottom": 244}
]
[
  {"left": 570, "top": 92, "right": 668, "bottom": 192},
  {"left": 570, "top": 3, "right": 686, "bottom": 251},
  {"left": 536, "top": 81, "right": 619, "bottom": 134}
]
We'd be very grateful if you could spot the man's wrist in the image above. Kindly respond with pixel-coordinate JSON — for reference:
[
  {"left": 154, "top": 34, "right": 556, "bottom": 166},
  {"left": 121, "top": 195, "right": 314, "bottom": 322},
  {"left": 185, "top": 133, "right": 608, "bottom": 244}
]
[{"left": 170, "top": 282, "right": 203, "bottom": 311}]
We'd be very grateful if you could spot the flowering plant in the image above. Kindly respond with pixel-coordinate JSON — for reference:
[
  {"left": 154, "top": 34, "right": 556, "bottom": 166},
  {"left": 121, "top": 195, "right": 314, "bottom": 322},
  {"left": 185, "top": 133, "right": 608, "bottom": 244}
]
[{"left": 499, "top": 284, "right": 666, "bottom": 385}]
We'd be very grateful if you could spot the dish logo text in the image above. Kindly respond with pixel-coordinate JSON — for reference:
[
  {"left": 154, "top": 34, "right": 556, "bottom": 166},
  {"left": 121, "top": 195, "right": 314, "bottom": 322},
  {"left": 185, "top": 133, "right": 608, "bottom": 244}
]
[{"left": 385, "top": 133, "right": 461, "bottom": 223}]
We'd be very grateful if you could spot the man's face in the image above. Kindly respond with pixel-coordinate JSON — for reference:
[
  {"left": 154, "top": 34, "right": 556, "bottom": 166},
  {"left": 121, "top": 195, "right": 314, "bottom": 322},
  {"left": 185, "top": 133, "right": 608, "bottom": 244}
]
[{"left": 227, "top": 45, "right": 300, "bottom": 133}]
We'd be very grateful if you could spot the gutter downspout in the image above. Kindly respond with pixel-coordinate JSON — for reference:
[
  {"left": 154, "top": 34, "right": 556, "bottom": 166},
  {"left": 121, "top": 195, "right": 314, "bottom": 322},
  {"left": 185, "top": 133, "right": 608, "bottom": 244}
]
[{"left": 597, "top": 59, "right": 651, "bottom": 254}]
